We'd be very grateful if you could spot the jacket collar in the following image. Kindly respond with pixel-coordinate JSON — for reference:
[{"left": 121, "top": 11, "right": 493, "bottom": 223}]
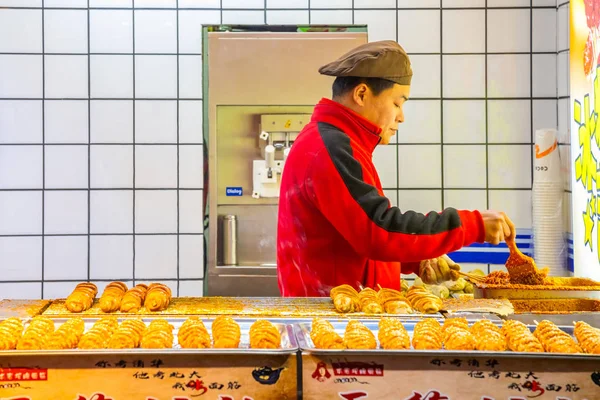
[{"left": 311, "top": 98, "right": 382, "bottom": 154}]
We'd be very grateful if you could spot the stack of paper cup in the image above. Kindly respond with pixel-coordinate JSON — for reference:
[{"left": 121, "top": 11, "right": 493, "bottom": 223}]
[{"left": 532, "top": 128, "right": 567, "bottom": 276}]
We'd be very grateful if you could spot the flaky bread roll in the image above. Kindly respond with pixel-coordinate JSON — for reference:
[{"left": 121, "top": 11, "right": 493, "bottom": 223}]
[
  {"left": 78, "top": 317, "right": 119, "bottom": 349},
  {"left": 212, "top": 315, "right": 241, "bottom": 348},
  {"left": 66, "top": 283, "right": 98, "bottom": 313},
  {"left": 144, "top": 283, "right": 172, "bottom": 312},
  {"left": 574, "top": 321, "right": 600, "bottom": 354},
  {"left": 406, "top": 286, "right": 442, "bottom": 314},
  {"left": 358, "top": 288, "right": 383, "bottom": 313},
  {"left": 0, "top": 318, "right": 24, "bottom": 350},
  {"left": 107, "top": 319, "right": 146, "bottom": 349},
  {"left": 412, "top": 319, "right": 442, "bottom": 350},
  {"left": 330, "top": 284, "right": 360, "bottom": 313},
  {"left": 178, "top": 317, "right": 211, "bottom": 349},
  {"left": 141, "top": 319, "right": 174, "bottom": 349},
  {"left": 376, "top": 288, "right": 413, "bottom": 314},
  {"left": 378, "top": 317, "right": 409, "bottom": 350},
  {"left": 344, "top": 320, "right": 376, "bottom": 349},
  {"left": 120, "top": 284, "right": 148, "bottom": 313},
  {"left": 99, "top": 282, "right": 128, "bottom": 313},
  {"left": 533, "top": 320, "right": 581, "bottom": 354},
  {"left": 17, "top": 316, "right": 55, "bottom": 350},
  {"left": 45, "top": 318, "right": 85, "bottom": 350},
  {"left": 310, "top": 318, "right": 345, "bottom": 349},
  {"left": 249, "top": 320, "right": 281, "bottom": 349}
]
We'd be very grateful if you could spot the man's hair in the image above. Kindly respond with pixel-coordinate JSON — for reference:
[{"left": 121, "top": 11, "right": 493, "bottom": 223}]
[{"left": 331, "top": 76, "right": 396, "bottom": 99}]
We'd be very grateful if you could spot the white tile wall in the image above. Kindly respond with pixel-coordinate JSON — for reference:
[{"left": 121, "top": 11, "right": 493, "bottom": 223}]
[{"left": 0, "top": 2, "right": 561, "bottom": 298}]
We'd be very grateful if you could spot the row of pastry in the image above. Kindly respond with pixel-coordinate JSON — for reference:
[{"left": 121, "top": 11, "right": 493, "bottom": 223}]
[
  {"left": 0, "top": 316, "right": 282, "bottom": 350},
  {"left": 65, "top": 282, "right": 171, "bottom": 313},
  {"left": 310, "top": 317, "right": 600, "bottom": 354},
  {"left": 330, "top": 284, "right": 442, "bottom": 314}
]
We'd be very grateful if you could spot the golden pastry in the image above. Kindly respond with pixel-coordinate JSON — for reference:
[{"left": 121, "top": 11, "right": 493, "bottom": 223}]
[
  {"left": 212, "top": 315, "right": 241, "bottom": 348},
  {"left": 310, "top": 318, "right": 345, "bottom": 349},
  {"left": 412, "top": 319, "right": 442, "bottom": 350},
  {"left": 45, "top": 318, "right": 85, "bottom": 349},
  {"left": 376, "top": 288, "right": 413, "bottom": 314},
  {"left": 533, "top": 320, "right": 581, "bottom": 353},
  {"left": 443, "top": 326, "right": 476, "bottom": 351},
  {"left": 0, "top": 318, "right": 24, "bottom": 350},
  {"left": 406, "top": 286, "right": 443, "bottom": 314},
  {"left": 249, "top": 320, "right": 281, "bottom": 349},
  {"left": 141, "top": 319, "right": 174, "bottom": 349},
  {"left": 502, "top": 320, "right": 544, "bottom": 353},
  {"left": 470, "top": 320, "right": 507, "bottom": 351},
  {"left": 330, "top": 284, "right": 360, "bottom": 313},
  {"left": 144, "top": 283, "right": 172, "bottom": 312},
  {"left": 344, "top": 320, "right": 377, "bottom": 349},
  {"left": 65, "top": 282, "right": 98, "bottom": 313},
  {"left": 120, "top": 284, "right": 148, "bottom": 313},
  {"left": 107, "top": 319, "right": 146, "bottom": 349},
  {"left": 17, "top": 316, "right": 55, "bottom": 350},
  {"left": 574, "top": 321, "right": 600, "bottom": 354},
  {"left": 378, "top": 317, "right": 410, "bottom": 350},
  {"left": 442, "top": 318, "right": 469, "bottom": 333},
  {"left": 78, "top": 318, "right": 119, "bottom": 349},
  {"left": 99, "top": 282, "right": 128, "bottom": 313},
  {"left": 178, "top": 317, "right": 211, "bottom": 349},
  {"left": 358, "top": 288, "right": 383, "bottom": 313}
]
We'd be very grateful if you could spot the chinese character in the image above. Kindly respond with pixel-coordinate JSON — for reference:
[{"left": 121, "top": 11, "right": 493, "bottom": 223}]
[
  {"left": 403, "top": 390, "right": 449, "bottom": 400},
  {"left": 449, "top": 359, "right": 462, "bottom": 367},
  {"left": 209, "top": 382, "right": 224, "bottom": 390},
  {"left": 189, "top": 371, "right": 201, "bottom": 379},
  {"left": 339, "top": 392, "right": 369, "bottom": 400},
  {"left": 522, "top": 380, "right": 545, "bottom": 398},
  {"left": 228, "top": 381, "right": 241, "bottom": 390},
  {"left": 133, "top": 360, "right": 144, "bottom": 368},
  {"left": 39, "top": 372, "right": 46, "bottom": 380},
  {"left": 22, "top": 372, "right": 30, "bottom": 380},
  {"left": 375, "top": 368, "right": 383, "bottom": 376},
  {"left": 525, "top": 372, "right": 538, "bottom": 379},
  {"left": 506, "top": 372, "right": 521, "bottom": 379},
  {"left": 172, "top": 382, "right": 185, "bottom": 391},
  {"left": 186, "top": 379, "right": 208, "bottom": 395},
  {"left": 359, "top": 368, "right": 366, "bottom": 375},
  {"left": 95, "top": 361, "right": 110, "bottom": 368},
  {"left": 150, "top": 359, "right": 163, "bottom": 368},
  {"left": 115, "top": 360, "right": 127, "bottom": 368},
  {"left": 430, "top": 359, "right": 445, "bottom": 367},
  {"left": 507, "top": 383, "right": 522, "bottom": 392},
  {"left": 31, "top": 372, "right": 38, "bottom": 380},
  {"left": 485, "top": 359, "right": 499, "bottom": 368},
  {"left": 170, "top": 372, "right": 185, "bottom": 379},
  {"left": 153, "top": 371, "right": 165, "bottom": 380},
  {"left": 133, "top": 372, "right": 149, "bottom": 380},
  {"left": 488, "top": 370, "right": 500, "bottom": 380},
  {"left": 545, "top": 384, "right": 562, "bottom": 392},
  {"left": 468, "top": 371, "right": 484, "bottom": 379},
  {"left": 468, "top": 359, "right": 480, "bottom": 368},
  {"left": 566, "top": 384, "right": 580, "bottom": 392}
]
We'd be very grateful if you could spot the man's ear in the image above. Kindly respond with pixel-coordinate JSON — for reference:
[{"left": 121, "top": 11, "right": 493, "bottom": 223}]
[{"left": 352, "top": 84, "right": 368, "bottom": 107}]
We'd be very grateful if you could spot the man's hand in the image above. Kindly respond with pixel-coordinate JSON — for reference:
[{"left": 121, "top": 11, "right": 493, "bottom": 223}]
[
  {"left": 419, "top": 255, "right": 461, "bottom": 284},
  {"left": 481, "top": 210, "right": 515, "bottom": 245}
]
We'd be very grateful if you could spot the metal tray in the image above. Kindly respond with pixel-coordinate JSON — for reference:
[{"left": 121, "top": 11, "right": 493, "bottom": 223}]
[
  {"left": 506, "top": 312, "right": 600, "bottom": 327},
  {"left": 0, "top": 317, "right": 298, "bottom": 355},
  {"left": 294, "top": 318, "right": 600, "bottom": 359},
  {"left": 441, "top": 311, "right": 502, "bottom": 321},
  {"left": 41, "top": 296, "right": 441, "bottom": 318}
]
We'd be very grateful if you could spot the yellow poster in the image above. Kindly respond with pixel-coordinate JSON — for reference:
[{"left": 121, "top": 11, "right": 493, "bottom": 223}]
[{"left": 571, "top": 0, "right": 600, "bottom": 280}]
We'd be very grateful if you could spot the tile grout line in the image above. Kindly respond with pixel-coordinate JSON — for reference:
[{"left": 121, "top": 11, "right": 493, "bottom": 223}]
[
  {"left": 439, "top": 4, "right": 444, "bottom": 209},
  {"left": 530, "top": 0, "right": 534, "bottom": 189},
  {"left": 41, "top": 0, "right": 46, "bottom": 299},
  {"left": 132, "top": 3, "right": 136, "bottom": 287},
  {"left": 485, "top": 0, "right": 490, "bottom": 215},
  {"left": 395, "top": 0, "right": 399, "bottom": 203},
  {"left": 176, "top": 0, "right": 180, "bottom": 297},
  {"left": 87, "top": 0, "right": 91, "bottom": 284}
]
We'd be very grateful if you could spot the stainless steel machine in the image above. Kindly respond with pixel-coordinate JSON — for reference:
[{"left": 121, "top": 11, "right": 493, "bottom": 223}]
[{"left": 203, "top": 25, "right": 368, "bottom": 296}]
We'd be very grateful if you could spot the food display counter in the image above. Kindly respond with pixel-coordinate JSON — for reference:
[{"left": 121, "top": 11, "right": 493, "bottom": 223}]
[{"left": 1, "top": 292, "right": 600, "bottom": 400}]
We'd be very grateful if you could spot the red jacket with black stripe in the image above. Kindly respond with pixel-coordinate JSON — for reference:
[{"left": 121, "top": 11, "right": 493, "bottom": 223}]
[{"left": 276, "top": 98, "right": 485, "bottom": 297}]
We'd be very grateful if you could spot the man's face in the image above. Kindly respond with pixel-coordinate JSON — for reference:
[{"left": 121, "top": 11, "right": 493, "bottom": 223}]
[{"left": 353, "top": 83, "right": 410, "bottom": 145}]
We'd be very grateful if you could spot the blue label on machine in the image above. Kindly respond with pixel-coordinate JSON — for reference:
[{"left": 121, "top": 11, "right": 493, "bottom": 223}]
[{"left": 226, "top": 187, "right": 243, "bottom": 196}]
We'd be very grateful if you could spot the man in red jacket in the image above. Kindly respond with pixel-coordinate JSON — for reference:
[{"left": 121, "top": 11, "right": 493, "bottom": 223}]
[{"left": 277, "top": 41, "right": 515, "bottom": 297}]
